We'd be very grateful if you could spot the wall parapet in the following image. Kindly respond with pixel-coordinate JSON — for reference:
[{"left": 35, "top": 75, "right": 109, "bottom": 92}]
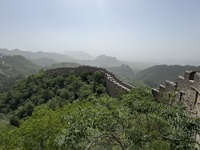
[
  {"left": 46, "top": 65, "right": 135, "bottom": 97},
  {"left": 152, "top": 70, "right": 200, "bottom": 117}
]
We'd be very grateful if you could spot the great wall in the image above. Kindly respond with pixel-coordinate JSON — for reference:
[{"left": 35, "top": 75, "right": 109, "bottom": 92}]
[
  {"left": 46, "top": 66, "right": 200, "bottom": 117},
  {"left": 46, "top": 65, "right": 135, "bottom": 97},
  {"left": 152, "top": 70, "right": 200, "bottom": 117}
]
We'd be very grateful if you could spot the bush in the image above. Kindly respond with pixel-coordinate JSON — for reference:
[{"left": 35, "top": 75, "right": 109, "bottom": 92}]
[{"left": 9, "top": 116, "right": 20, "bottom": 127}]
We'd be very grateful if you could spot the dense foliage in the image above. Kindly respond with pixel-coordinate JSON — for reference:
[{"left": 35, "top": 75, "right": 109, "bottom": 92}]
[
  {"left": 0, "top": 71, "right": 200, "bottom": 149},
  {"left": 0, "top": 70, "right": 106, "bottom": 119},
  {"left": 0, "top": 92, "right": 200, "bottom": 149}
]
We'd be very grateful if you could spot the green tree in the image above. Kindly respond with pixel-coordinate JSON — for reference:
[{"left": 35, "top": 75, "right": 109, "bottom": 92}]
[
  {"left": 9, "top": 116, "right": 20, "bottom": 127},
  {"left": 78, "top": 84, "right": 93, "bottom": 100},
  {"left": 93, "top": 71, "right": 105, "bottom": 84}
]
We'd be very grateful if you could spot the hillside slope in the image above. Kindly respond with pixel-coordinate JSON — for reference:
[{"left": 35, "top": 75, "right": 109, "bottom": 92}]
[
  {"left": 44, "top": 62, "right": 80, "bottom": 70},
  {"left": 134, "top": 65, "right": 200, "bottom": 87},
  {"left": 0, "top": 48, "right": 76, "bottom": 66},
  {"left": 80, "top": 55, "right": 123, "bottom": 67},
  {"left": 0, "top": 55, "right": 40, "bottom": 92},
  {"left": 30, "top": 57, "right": 58, "bottom": 67},
  {"left": 0, "top": 49, "right": 124, "bottom": 68},
  {"left": 0, "top": 55, "right": 40, "bottom": 76},
  {"left": 107, "top": 64, "right": 135, "bottom": 79},
  {"left": 0, "top": 84, "right": 198, "bottom": 149},
  {"left": 0, "top": 70, "right": 107, "bottom": 116},
  {"left": 65, "top": 50, "right": 94, "bottom": 60}
]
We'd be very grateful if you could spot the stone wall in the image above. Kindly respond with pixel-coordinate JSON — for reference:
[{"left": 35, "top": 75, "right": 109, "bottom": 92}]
[
  {"left": 46, "top": 65, "right": 135, "bottom": 97},
  {"left": 152, "top": 70, "right": 200, "bottom": 117}
]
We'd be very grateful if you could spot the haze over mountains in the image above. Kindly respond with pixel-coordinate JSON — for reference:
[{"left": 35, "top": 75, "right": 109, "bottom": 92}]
[
  {"left": 2, "top": 48, "right": 200, "bottom": 69},
  {"left": 0, "top": 48, "right": 75, "bottom": 66},
  {"left": 0, "top": 48, "right": 124, "bottom": 68},
  {"left": 0, "top": 54, "right": 40, "bottom": 76},
  {"left": 64, "top": 50, "right": 94, "bottom": 60},
  {"left": 1, "top": 48, "right": 200, "bottom": 90}
]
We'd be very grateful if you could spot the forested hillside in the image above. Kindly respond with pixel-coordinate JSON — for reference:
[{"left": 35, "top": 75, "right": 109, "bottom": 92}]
[
  {"left": 134, "top": 65, "right": 200, "bottom": 87},
  {"left": 0, "top": 55, "right": 40, "bottom": 92},
  {"left": 0, "top": 70, "right": 200, "bottom": 149},
  {"left": 0, "top": 55, "right": 40, "bottom": 76},
  {"left": 44, "top": 62, "right": 80, "bottom": 70},
  {"left": 0, "top": 70, "right": 106, "bottom": 118}
]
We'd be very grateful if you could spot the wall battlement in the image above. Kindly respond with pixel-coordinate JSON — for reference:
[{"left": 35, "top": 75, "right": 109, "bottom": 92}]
[
  {"left": 152, "top": 70, "right": 200, "bottom": 117},
  {"left": 46, "top": 65, "right": 135, "bottom": 97}
]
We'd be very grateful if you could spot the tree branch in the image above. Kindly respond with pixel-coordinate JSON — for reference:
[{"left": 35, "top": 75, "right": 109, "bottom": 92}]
[
  {"left": 110, "top": 133, "right": 125, "bottom": 150},
  {"left": 86, "top": 133, "right": 125, "bottom": 150}
]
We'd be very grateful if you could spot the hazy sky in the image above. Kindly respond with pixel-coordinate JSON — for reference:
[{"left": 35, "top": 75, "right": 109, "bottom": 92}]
[{"left": 0, "top": 0, "right": 200, "bottom": 61}]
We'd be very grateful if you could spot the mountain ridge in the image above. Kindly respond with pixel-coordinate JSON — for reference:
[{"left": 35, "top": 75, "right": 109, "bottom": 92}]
[
  {"left": 0, "top": 54, "right": 40, "bottom": 92},
  {"left": 0, "top": 48, "right": 124, "bottom": 68},
  {"left": 134, "top": 64, "right": 200, "bottom": 88},
  {"left": 0, "top": 48, "right": 76, "bottom": 65},
  {"left": 64, "top": 50, "right": 94, "bottom": 60}
]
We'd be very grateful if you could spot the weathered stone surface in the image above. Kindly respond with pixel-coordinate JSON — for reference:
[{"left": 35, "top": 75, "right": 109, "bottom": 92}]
[{"left": 152, "top": 70, "right": 200, "bottom": 117}]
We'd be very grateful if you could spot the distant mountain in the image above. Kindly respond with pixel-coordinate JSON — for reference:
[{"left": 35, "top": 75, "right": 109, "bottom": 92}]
[
  {"left": 0, "top": 48, "right": 76, "bottom": 65},
  {"left": 0, "top": 55, "right": 40, "bottom": 92},
  {"left": 65, "top": 50, "right": 94, "bottom": 60},
  {"left": 123, "top": 59, "right": 200, "bottom": 73},
  {"left": 150, "top": 58, "right": 200, "bottom": 66},
  {"left": 106, "top": 64, "right": 148, "bottom": 88},
  {"left": 94, "top": 55, "right": 122, "bottom": 67},
  {"left": 0, "top": 49, "right": 124, "bottom": 68},
  {"left": 122, "top": 61, "right": 157, "bottom": 73},
  {"left": 80, "top": 55, "right": 122, "bottom": 67},
  {"left": 30, "top": 57, "right": 58, "bottom": 67},
  {"left": 0, "top": 49, "right": 10, "bottom": 55},
  {"left": 45, "top": 62, "right": 80, "bottom": 70},
  {"left": 134, "top": 65, "right": 200, "bottom": 88},
  {"left": 107, "top": 64, "right": 135, "bottom": 79},
  {"left": 0, "top": 55, "right": 40, "bottom": 76},
  {"left": 95, "top": 55, "right": 116, "bottom": 61}
]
